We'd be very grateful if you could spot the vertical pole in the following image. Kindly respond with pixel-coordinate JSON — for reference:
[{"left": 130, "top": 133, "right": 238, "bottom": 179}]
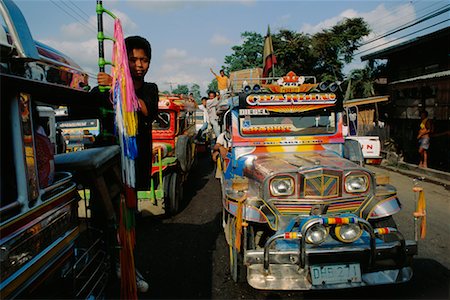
[{"left": 96, "top": 1, "right": 105, "bottom": 73}]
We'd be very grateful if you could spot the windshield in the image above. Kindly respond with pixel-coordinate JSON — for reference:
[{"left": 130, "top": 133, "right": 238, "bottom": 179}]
[
  {"left": 152, "top": 112, "right": 171, "bottom": 130},
  {"left": 239, "top": 108, "right": 336, "bottom": 136}
]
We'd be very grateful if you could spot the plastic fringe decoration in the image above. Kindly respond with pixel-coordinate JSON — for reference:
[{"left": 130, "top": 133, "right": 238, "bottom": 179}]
[
  {"left": 111, "top": 18, "right": 140, "bottom": 188},
  {"left": 119, "top": 196, "right": 137, "bottom": 299},
  {"left": 110, "top": 18, "right": 139, "bottom": 300}
]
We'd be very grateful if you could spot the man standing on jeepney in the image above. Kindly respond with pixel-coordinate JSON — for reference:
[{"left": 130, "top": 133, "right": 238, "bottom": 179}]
[
  {"left": 96, "top": 35, "right": 159, "bottom": 191},
  {"left": 206, "top": 90, "right": 221, "bottom": 139},
  {"left": 210, "top": 68, "right": 229, "bottom": 96}
]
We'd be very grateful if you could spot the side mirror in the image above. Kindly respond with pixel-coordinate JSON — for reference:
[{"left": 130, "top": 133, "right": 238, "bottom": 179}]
[{"left": 344, "top": 139, "right": 364, "bottom": 166}]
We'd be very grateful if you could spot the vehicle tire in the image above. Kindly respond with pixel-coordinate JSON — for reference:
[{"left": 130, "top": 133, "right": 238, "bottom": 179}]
[
  {"left": 176, "top": 136, "right": 191, "bottom": 173},
  {"left": 370, "top": 215, "right": 398, "bottom": 242},
  {"left": 163, "top": 172, "right": 183, "bottom": 215},
  {"left": 228, "top": 215, "right": 246, "bottom": 283}
]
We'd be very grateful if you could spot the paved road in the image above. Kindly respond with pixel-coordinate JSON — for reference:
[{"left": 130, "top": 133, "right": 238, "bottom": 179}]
[{"left": 133, "top": 156, "right": 450, "bottom": 299}]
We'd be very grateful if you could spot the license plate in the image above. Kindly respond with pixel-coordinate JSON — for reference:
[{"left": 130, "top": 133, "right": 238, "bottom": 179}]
[{"left": 310, "top": 263, "right": 361, "bottom": 285}]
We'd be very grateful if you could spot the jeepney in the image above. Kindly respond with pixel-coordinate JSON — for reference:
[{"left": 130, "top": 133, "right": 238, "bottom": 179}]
[
  {"left": 1, "top": 0, "right": 119, "bottom": 298},
  {"left": 218, "top": 71, "right": 418, "bottom": 290},
  {"left": 138, "top": 95, "right": 197, "bottom": 215}
]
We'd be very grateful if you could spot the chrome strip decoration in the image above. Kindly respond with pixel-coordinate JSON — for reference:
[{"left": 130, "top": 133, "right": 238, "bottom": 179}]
[{"left": 0, "top": 0, "right": 39, "bottom": 59}]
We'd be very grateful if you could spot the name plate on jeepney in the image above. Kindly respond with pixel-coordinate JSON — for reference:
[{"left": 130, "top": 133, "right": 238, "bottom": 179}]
[{"left": 310, "top": 263, "right": 361, "bottom": 285}]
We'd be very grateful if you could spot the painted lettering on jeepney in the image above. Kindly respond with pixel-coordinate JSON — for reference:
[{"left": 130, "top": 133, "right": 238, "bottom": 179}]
[{"left": 246, "top": 93, "right": 337, "bottom": 106}]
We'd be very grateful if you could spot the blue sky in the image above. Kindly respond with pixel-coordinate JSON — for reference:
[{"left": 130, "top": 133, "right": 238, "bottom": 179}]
[{"left": 13, "top": 0, "right": 450, "bottom": 94}]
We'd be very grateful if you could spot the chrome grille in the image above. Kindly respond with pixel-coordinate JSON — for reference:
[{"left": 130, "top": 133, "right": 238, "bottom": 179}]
[{"left": 303, "top": 172, "right": 340, "bottom": 198}]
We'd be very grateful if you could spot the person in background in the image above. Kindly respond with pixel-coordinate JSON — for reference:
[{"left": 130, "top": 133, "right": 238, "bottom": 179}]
[
  {"left": 32, "top": 103, "right": 55, "bottom": 188},
  {"left": 206, "top": 90, "right": 221, "bottom": 139},
  {"left": 417, "top": 110, "right": 432, "bottom": 168},
  {"left": 196, "top": 96, "right": 209, "bottom": 141},
  {"left": 210, "top": 68, "right": 229, "bottom": 96},
  {"left": 212, "top": 111, "right": 232, "bottom": 162}
]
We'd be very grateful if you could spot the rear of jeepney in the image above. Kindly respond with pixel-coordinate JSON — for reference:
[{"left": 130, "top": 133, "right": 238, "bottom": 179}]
[{"left": 222, "top": 74, "right": 417, "bottom": 290}]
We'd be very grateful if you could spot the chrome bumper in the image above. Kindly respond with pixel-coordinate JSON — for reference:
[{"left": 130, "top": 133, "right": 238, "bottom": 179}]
[{"left": 244, "top": 217, "right": 417, "bottom": 290}]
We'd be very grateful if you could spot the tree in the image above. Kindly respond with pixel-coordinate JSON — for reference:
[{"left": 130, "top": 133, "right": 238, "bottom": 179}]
[
  {"left": 223, "top": 31, "right": 264, "bottom": 72},
  {"left": 272, "top": 29, "right": 316, "bottom": 76},
  {"left": 222, "top": 18, "right": 370, "bottom": 82},
  {"left": 346, "top": 62, "right": 386, "bottom": 99},
  {"left": 207, "top": 79, "right": 218, "bottom": 95},
  {"left": 190, "top": 83, "right": 201, "bottom": 103},
  {"left": 172, "top": 84, "right": 189, "bottom": 95},
  {"left": 312, "top": 18, "right": 370, "bottom": 81}
]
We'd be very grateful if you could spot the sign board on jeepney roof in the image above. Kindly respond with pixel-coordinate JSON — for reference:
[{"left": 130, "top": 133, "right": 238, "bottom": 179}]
[{"left": 238, "top": 71, "right": 342, "bottom": 110}]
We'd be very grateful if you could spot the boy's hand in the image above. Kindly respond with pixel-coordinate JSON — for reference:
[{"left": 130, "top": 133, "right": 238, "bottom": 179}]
[{"left": 97, "top": 72, "right": 112, "bottom": 86}]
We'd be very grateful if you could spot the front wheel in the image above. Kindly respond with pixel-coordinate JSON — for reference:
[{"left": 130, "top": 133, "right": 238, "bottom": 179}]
[{"left": 163, "top": 171, "right": 183, "bottom": 216}]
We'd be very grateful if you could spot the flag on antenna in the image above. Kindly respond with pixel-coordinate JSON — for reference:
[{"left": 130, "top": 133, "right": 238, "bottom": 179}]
[{"left": 263, "top": 25, "right": 277, "bottom": 80}]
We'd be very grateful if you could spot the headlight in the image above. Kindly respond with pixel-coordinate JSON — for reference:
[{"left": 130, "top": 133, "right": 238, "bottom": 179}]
[
  {"left": 305, "top": 224, "right": 328, "bottom": 245},
  {"left": 334, "top": 223, "right": 362, "bottom": 243},
  {"left": 345, "top": 175, "right": 369, "bottom": 193},
  {"left": 270, "top": 177, "right": 294, "bottom": 196}
]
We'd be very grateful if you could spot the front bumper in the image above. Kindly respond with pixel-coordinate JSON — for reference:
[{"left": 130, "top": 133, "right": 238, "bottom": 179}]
[{"left": 244, "top": 217, "right": 417, "bottom": 290}]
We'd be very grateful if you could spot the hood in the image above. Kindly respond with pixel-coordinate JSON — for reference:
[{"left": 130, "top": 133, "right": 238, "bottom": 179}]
[{"left": 243, "top": 151, "right": 359, "bottom": 180}]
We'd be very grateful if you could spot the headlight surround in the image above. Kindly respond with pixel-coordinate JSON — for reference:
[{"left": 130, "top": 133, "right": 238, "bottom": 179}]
[
  {"left": 305, "top": 224, "right": 328, "bottom": 245},
  {"left": 270, "top": 176, "right": 294, "bottom": 196},
  {"left": 345, "top": 174, "right": 369, "bottom": 193},
  {"left": 334, "top": 223, "right": 362, "bottom": 243}
]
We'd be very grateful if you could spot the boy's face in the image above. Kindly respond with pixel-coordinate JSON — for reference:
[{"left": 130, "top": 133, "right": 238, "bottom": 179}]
[
  {"left": 208, "top": 92, "right": 216, "bottom": 99},
  {"left": 128, "top": 48, "right": 149, "bottom": 80}
]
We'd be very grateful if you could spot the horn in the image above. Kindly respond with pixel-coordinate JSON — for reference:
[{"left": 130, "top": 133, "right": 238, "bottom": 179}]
[
  {"left": 329, "top": 82, "right": 339, "bottom": 92},
  {"left": 319, "top": 81, "right": 330, "bottom": 91}
]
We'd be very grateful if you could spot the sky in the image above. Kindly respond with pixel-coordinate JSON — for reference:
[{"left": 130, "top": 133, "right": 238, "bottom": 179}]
[{"left": 10, "top": 0, "right": 450, "bottom": 95}]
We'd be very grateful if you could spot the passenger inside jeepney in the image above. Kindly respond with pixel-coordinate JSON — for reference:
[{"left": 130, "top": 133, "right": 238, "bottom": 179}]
[
  {"left": 212, "top": 112, "right": 232, "bottom": 162},
  {"left": 32, "top": 103, "right": 55, "bottom": 188}
]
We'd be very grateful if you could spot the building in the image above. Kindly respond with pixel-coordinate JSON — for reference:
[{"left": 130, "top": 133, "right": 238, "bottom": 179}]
[{"left": 361, "top": 26, "right": 450, "bottom": 171}]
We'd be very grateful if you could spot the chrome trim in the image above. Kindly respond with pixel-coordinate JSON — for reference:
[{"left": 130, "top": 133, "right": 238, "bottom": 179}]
[{"left": 0, "top": 0, "right": 39, "bottom": 59}]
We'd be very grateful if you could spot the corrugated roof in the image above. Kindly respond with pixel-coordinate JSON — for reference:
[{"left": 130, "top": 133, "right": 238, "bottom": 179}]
[
  {"left": 343, "top": 96, "right": 389, "bottom": 107},
  {"left": 389, "top": 70, "right": 450, "bottom": 85}
]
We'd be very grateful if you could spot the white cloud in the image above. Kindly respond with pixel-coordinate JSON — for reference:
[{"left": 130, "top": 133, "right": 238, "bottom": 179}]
[
  {"left": 210, "top": 33, "right": 232, "bottom": 46},
  {"left": 163, "top": 48, "right": 188, "bottom": 59},
  {"left": 59, "top": 10, "right": 137, "bottom": 41},
  {"left": 300, "top": 8, "right": 358, "bottom": 34}
]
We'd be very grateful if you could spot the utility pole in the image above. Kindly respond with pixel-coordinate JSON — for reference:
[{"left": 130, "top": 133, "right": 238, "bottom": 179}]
[{"left": 165, "top": 81, "right": 178, "bottom": 93}]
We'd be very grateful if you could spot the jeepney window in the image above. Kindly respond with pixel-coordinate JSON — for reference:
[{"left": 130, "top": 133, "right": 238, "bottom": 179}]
[
  {"left": 57, "top": 119, "right": 99, "bottom": 152},
  {"left": 20, "top": 93, "right": 40, "bottom": 200},
  {"left": 152, "top": 112, "right": 170, "bottom": 130},
  {"left": 239, "top": 108, "right": 336, "bottom": 136},
  {"left": 0, "top": 96, "right": 18, "bottom": 212}
]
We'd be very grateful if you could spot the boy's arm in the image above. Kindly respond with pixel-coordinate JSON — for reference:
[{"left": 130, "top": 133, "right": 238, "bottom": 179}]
[{"left": 210, "top": 68, "right": 217, "bottom": 77}]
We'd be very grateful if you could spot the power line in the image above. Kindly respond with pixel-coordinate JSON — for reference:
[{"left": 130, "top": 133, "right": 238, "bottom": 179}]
[
  {"left": 370, "top": 0, "right": 444, "bottom": 36},
  {"left": 67, "top": 0, "right": 91, "bottom": 19},
  {"left": 356, "top": 18, "right": 450, "bottom": 56},
  {"left": 49, "top": 0, "right": 97, "bottom": 35},
  {"left": 361, "top": 4, "right": 450, "bottom": 47}
]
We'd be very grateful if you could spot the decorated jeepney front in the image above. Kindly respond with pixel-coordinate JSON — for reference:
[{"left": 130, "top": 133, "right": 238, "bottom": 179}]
[{"left": 220, "top": 72, "right": 417, "bottom": 290}]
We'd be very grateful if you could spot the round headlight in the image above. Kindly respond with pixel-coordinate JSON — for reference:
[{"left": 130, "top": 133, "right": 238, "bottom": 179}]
[
  {"left": 305, "top": 224, "right": 328, "bottom": 245},
  {"left": 334, "top": 223, "right": 362, "bottom": 243},
  {"left": 270, "top": 177, "right": 294, "bottom": 196},
  {"left": 345, "top": 175, "right": 368, "bottom": 193}
]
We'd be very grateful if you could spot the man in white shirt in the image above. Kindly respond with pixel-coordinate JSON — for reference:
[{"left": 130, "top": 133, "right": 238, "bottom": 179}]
[
  {"left": 212, "top": 112, "right": 232, "bottom": 162},
  {"left": 206, "top": 91, "right": 221, "bottom": 138}
]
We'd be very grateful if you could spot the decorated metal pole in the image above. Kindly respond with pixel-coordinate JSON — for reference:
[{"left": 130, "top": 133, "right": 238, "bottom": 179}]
[{"left": 96, "top": 0, "right": 115, "bottom": 92}]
